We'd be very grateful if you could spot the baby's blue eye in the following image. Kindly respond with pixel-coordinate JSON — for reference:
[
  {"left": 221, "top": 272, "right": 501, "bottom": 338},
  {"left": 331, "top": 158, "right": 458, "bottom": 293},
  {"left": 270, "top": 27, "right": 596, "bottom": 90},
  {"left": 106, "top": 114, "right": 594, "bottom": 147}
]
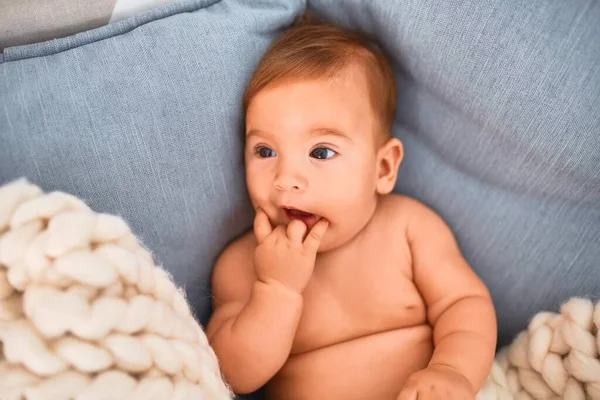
[
  {"left": 310, "top": 147, "right": 337, "bottom": 160},
  {"left": 257, "top": 146, "right": 276, "bottom": 158}
]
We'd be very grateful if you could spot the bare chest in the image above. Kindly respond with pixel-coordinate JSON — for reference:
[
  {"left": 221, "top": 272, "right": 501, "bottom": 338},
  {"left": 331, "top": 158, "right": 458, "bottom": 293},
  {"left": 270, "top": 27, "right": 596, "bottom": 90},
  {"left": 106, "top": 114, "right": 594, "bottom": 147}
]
[{"left": 290, "top": 239, "right": 427, "bottom": 354}]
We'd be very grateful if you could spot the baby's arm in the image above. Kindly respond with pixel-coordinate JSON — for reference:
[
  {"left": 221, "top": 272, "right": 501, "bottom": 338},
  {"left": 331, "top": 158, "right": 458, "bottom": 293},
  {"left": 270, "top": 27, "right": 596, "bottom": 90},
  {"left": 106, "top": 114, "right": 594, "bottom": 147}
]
[
  {"left": 206, "top": 237, "right": 303, "bottom": 394},
  {"left": 406, "top": 200, "right": 497, "bottom": 394}
]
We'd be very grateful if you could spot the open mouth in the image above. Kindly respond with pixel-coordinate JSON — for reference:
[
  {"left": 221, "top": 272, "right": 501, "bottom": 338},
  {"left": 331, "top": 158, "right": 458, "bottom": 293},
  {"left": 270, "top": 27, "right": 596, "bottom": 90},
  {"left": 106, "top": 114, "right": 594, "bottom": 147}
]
[{"left": 283, "top": 207, "right": 320, "bottom": 227}]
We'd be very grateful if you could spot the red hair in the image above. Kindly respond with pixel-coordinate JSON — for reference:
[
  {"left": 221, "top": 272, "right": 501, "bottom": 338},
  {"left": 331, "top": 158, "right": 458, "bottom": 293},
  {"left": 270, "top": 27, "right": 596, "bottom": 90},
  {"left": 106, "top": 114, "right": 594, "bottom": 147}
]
[{"left": 244, "top": 14, "right": 397, "bottom": 137}]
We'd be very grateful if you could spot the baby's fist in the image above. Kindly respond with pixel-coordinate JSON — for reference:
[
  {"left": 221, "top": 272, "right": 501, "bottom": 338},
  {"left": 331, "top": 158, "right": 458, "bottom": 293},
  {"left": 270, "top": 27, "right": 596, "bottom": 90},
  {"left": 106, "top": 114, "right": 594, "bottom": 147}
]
[
  {"left": 252, "top": 208, "right": 329, "bottom": 294},
  {"left": 397, "top": 365, "right": 474, "bottom": 400}
]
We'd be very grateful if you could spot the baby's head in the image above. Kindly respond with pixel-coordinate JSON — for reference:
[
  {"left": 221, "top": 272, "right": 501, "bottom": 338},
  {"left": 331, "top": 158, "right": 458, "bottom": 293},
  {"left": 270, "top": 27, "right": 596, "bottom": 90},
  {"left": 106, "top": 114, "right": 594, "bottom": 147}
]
[{"left": 244, "top": 15, "right": 403, "bottom": 251}]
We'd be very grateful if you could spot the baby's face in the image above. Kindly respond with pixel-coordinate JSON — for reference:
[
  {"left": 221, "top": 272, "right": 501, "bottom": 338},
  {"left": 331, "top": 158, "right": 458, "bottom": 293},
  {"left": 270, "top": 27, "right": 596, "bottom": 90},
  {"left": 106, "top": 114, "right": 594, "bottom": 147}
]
[{"left": 245, "top": 68, "right": 381, "bottom": 251}]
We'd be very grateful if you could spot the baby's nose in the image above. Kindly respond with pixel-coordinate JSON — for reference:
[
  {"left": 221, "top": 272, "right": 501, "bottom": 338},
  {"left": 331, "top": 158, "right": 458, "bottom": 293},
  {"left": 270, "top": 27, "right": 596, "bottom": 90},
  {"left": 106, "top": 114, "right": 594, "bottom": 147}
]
[
  {"left": 274, "top": 163, "right": 308, "bottom": 192},
  {"left": 274, "top": 175, "right": 307, "bottom": 192}
]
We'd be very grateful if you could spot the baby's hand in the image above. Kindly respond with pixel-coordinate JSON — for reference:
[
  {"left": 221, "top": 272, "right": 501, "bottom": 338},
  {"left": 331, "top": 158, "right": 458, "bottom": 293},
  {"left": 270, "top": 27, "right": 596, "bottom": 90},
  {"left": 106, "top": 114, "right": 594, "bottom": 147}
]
[
  {"left": 397, "top": 365, "right": 474, "bottom": 400},
  {"left": 253, "top": 208, "right": 329, "bottom": 294}
]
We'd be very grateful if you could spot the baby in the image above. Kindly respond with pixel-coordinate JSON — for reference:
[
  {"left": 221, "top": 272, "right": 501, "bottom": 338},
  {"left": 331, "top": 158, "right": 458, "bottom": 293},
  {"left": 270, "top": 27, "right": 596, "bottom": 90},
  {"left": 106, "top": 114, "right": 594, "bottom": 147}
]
[{"left": 207, "top": 16, "right": 497, "bottom": 400}]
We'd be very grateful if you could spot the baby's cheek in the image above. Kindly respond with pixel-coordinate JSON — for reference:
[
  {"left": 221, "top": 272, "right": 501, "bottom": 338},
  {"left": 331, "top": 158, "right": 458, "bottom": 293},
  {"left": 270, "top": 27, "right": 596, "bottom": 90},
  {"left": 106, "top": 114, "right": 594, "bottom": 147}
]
[
  {"left": 329, "top": 174, "right": 359, "bottom": 196},
  {"left": 246, "top": 168, "right": 267, "bottom": 192},
  {"left": 246, "top": 184, "right": 269, "bottom": 211}
]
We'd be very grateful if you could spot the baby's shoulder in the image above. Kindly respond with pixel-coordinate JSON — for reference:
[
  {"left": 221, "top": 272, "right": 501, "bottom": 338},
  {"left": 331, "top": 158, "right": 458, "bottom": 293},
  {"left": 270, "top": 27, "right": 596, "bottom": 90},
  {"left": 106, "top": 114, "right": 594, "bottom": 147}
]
[
  {"left": 210, "top": 230, "right": 257, "bottom": 304},
  {"left": 378, "top": 193, "right": 456, "bottom": 243},
  {"left": 221, "top": 230, "right": 257, "bottom": 259},
  {"left": 373, "top": 194, "right": 444, "bottom": 235},
  {"left": 376, "top": 193, "right": 430, "bottom": 223}
]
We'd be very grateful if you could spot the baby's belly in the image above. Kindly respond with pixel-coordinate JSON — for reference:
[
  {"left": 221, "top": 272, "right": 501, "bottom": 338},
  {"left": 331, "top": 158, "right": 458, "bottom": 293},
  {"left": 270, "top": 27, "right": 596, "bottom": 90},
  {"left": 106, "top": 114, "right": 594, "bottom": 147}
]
[{"left": 265, "top": 325, "right": 433, "bottom": 400}]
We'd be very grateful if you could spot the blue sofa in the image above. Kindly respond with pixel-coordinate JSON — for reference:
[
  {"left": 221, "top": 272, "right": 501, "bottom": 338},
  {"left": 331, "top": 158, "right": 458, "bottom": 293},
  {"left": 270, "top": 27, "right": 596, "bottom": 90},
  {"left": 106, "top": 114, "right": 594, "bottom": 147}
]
[{"left": 1, "top": 0, "right": 598, "bottom": 397}]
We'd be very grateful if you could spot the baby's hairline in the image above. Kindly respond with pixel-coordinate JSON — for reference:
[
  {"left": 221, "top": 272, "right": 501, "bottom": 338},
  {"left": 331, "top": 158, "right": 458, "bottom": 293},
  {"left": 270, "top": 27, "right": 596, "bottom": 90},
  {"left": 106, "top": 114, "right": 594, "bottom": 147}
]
[
  {"left": 243, "top": 16, "right": 397, "bottom": 139},
  {"left": 244, "top": 64, "right": 392, "bottom": 143}
]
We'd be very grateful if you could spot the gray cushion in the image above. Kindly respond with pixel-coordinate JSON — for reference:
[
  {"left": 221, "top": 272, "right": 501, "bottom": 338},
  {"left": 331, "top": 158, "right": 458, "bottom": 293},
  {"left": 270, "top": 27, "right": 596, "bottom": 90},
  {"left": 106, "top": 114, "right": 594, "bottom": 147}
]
[
  {"left": 0, "top": 0, "right": 305, "bottom": 329},
  {"left": 0, "top": 0, "right": 182, "bottom": 51},
  {"left": 1, "top": 0, "right": 598, "bottom": 394},
  {"left": 308, "top": 0, "right": 600, "bottom": 346}
]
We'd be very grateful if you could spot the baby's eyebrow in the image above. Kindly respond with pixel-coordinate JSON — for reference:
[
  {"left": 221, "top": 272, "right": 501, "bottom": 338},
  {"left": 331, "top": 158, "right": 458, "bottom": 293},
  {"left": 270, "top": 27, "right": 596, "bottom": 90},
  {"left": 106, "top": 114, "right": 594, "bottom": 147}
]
[
  {"left": 310, "top": 127, "right": 352, "bottom": 142},
  {"left": 246, "top": 129, "right": 268, "bottom": 139}
]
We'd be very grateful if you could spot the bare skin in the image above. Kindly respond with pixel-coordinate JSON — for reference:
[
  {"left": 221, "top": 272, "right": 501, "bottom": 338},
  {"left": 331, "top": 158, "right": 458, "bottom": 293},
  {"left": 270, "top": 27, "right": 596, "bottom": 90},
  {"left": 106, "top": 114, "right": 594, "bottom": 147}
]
[{"left": 206, "top": 65, "right": 497, "bottom": 400}]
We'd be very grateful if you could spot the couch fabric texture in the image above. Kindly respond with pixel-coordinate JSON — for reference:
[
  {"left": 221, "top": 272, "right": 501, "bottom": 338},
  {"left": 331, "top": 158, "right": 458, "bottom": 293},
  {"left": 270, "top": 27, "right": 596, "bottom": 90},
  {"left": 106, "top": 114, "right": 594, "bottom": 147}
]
[{"left": 0, "top": 2, "right": 599, "bottom": 399}]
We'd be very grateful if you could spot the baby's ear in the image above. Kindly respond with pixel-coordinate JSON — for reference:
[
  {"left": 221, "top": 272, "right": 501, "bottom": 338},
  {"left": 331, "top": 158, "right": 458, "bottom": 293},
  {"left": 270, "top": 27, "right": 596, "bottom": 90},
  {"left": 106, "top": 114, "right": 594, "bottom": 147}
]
[{"left": 375, "top": 137, "right": 403, "bottom": 195}]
